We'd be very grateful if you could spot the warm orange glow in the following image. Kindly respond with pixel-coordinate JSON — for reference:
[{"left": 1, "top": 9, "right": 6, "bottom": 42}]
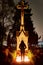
[
  {"left": 11, "top": 50, "right": 34, "bottom": 64},
  {"left": 27, "top": 50, "right": 34, "bottom": 63},
  {"left": 16, "top": 56, "right": 21, "bottom": 62},
  {"left": 24, "top": 56, "right": 30, "bottom": 62},
  {"left": 27, "top": 50, "right": 33, "bottom": 59},
  {"left": 16, "top": 55, "right": 30, "bottom": 62},
  {"left": 11, "top": 51, "right": 17, "bottom": 61},
  {"left": 4, "top": 49, "right": 9, "bottom": 56},
  {"left": 15, "top": 50, "right": 34, "bottom": 62}
]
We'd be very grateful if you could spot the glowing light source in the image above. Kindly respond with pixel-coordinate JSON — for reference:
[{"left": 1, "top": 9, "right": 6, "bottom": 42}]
[
  {"left": 16, "top": 55, "right": 30, "bottom": 62},
  {"left": 27, "top": 50, "right": 33, "bottom": 59},
  {"left": 11, "top": 50, "right": 34, "bottom": 63},
  {"left": 16, "top": 56, "right": 21, "bottom": 62},
  {"left": 24, "top": 56, "right": 30, "bottom": 62},
  {"left": 12, "top": 51, "right": 17, "bottom": 60}
]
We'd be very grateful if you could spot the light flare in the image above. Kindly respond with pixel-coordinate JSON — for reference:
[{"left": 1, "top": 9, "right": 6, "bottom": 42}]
[
  {"left": 16, "top": 56, "right": 21, "bottom": 62},
  {"left": 16, "top": 55, "right": 30, "bottom": 62},
  {"left": 11, "top": 50, "right": 34, "bottom": 63},
  {"left": 27, "top": 50, "right": 34, "bottom": 59},
  {"left": 24, "top": 56, "right": 30, "bottom": 62}
]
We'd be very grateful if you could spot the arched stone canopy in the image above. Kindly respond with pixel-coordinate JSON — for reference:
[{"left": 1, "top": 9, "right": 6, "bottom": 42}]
[{"left": 16, "top": 31, "right": 28, "bottom": 50}]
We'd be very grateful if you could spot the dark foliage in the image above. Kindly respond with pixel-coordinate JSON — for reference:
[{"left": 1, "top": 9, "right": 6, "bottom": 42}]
[{"left": 0, "top": 22, "right": 6, "bottom": 44}]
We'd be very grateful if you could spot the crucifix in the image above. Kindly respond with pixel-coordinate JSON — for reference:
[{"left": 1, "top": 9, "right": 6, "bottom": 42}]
[{"left": 17, "top": 0, "right": 28, "bottom": 31}]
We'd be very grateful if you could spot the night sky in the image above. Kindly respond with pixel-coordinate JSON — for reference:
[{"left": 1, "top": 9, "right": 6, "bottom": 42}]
[{"left": 14, "top": 0, "right": 43, "bottom": 41}]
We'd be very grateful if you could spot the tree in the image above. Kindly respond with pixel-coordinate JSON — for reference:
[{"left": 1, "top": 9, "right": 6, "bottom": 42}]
[
  {"left": 0, "top": 22, "right": 6, "bottom": 45},
  {"left": 0, "top": 0, "right": 15, "bottom": 46}
]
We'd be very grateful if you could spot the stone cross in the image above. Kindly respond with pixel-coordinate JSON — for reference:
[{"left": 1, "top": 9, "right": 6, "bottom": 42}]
[{"left": 17, "top": 0, "right": 28, "bottom": 30}]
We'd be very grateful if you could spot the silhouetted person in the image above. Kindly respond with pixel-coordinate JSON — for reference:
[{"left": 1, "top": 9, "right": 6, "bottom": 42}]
[{"left": 19, "top": 40, "right": 26, "bottom": 60}]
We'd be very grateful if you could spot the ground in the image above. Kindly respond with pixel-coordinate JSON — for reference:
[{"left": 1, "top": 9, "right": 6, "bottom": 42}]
[{"left": 0, "top": 46, "right": 43, "bottom": 65}]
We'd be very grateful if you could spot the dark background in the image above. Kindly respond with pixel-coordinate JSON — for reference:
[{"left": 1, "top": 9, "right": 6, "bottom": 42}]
[{"left": 14, "top": 0, "right": 43, "bottom": 41}]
